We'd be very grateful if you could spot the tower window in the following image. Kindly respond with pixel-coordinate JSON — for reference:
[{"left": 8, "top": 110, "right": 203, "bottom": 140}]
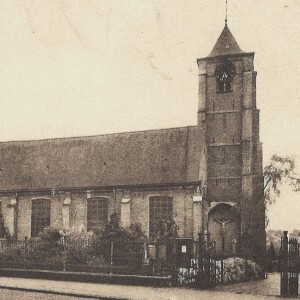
[{"left": 215, "top": 63, "right": 235, "bottom": 93}]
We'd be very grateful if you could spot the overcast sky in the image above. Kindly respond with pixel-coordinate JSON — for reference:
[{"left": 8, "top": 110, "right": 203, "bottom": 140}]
[{"left": 0, "top": 0, "right": 299, "bottom": 230}]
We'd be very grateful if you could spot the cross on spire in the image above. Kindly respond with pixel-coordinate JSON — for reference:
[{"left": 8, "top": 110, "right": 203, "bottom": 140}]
[{"left": 225, "top": 0, "right": 228, "bottom": 25}]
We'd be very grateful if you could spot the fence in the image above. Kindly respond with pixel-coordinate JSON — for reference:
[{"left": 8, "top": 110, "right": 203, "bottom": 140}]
[
  {"left": 176, "top": 234, "right": 265, "bottom": 288},
  {"left": 0, "top": 237, "right": 148, "bottom": 275},
  {"left": 0, "top": 235, "right": 265, "bottom": 285},
  {"left": 279, "top": 231, "right": 299, "bottom": 297}
]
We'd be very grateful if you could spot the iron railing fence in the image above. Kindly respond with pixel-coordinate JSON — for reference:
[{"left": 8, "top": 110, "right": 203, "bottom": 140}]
[
  {"left": 279, "top": 231, "right": 299, "bottom": 297},
  {"left": 0, "top": 236, "right": 268, "bottom": 284},
  {"left": 0, "top": 237, "right": 148, "bottom": 275}
]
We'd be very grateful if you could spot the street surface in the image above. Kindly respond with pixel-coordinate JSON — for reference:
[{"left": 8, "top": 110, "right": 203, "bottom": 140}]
[
  {"left": 0, "top": 273, "right": 298, "bottom": 299},
  {"left": 0, "top": 288, "right": 104, "bottom": 300},
  {"left": 216, "top": 273, "right": 300, "bottom": 297},
  {"left": 216, "top": 273, "right": 280, "bottom": 296}
]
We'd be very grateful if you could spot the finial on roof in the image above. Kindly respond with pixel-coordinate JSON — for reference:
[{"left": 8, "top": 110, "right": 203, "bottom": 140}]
[{"left": 225, "top": 0, "right": 228, "bottom": 26}]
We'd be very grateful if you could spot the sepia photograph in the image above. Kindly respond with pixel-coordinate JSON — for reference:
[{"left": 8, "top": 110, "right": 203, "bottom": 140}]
[{"left": 0, "top": 0, "right": 299, "bottom": 299}]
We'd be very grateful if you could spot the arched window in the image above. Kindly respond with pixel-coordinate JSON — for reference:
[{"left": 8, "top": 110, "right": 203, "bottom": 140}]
[
  {"left": 149, "top": 196, "right": 173, "bottom": 240},
  {"left": 31, "top": 199, "right": 51, "bottom": 237},
  {"left": 87, "top": 197, "right": 108, "bottom": 232},
  {"left": 215, "top": 63, "right": 235, "bottom": 93}
]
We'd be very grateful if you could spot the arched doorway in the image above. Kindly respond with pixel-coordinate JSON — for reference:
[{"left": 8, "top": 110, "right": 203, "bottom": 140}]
[{"left": 208, "top": 203, "right": 240, "bottom": 257}]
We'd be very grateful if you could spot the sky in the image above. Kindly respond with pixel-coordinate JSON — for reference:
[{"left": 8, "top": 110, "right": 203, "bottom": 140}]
[{"left": 0, "top": 0, "right": 299, "bottom": 230}]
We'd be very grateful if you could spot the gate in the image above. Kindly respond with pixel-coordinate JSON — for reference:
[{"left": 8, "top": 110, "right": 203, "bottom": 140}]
[
  {"left": 196, "top": 232, "right": 216, "bottom": 289},
  {"left": 279, "top": 231, "right": 299, "bottom": 297}
]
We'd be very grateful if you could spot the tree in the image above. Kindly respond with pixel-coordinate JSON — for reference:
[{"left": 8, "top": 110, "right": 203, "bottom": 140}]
[
  {"left": 266, "top": 229, "right": 282, "bottom": 252},
  {"left": 263, "top": 155, "right": 297, "bottom": 226},
  {"left": 266, "top": 241, "right": 277, "bottom": 272},
  {"left": 264, "top": 155, "right": 296, "bottom": 205},
  {"left": 99, "top": 213, "right": 147, "bottom": 242},
  {"left": 243, "top": 155, "right": 296, "bottom": 252}
]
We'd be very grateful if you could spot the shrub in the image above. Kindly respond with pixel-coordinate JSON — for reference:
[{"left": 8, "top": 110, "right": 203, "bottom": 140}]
[
  {"left": 216, "top": 257, "right": 263, "bottom": 283},
  {"left": 0, "top": 220, "right": 148, "bottom": 270}
]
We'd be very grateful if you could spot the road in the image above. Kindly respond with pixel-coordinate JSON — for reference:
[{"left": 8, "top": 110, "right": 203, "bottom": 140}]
[
  {"left": 0, "top": 288, "right": 111, "bottom": 300},
  {"left": 0, "top": 274, "right": 292, "bottom": 300},
  {"left": 215, "top": 273, "right": 300, "bottom": 298}
]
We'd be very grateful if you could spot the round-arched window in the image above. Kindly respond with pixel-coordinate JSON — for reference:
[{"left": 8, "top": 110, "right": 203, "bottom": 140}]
[{"left": 215, "top": 62, "right": 236, "bottom": 93}]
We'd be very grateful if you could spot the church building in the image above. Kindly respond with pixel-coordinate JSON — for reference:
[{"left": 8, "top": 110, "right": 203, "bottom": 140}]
[{"left": 0, "top": 22, "right": 265, "bottom": 261}]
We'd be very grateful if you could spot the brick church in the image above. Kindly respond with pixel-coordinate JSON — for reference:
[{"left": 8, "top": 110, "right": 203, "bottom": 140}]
[{"left": 0, "top": 23, "right": 265, "bottom": 259}]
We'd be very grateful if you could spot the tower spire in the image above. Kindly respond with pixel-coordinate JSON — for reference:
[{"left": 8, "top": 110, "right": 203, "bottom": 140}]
[{"left": 225, "top": 0, "right": 228, "bottom": 25}]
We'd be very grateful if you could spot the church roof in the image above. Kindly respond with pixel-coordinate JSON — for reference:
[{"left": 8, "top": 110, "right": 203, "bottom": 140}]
[
  {"left": 0, "top": 126, "right": 203, "bottom": 192},
  {"left": 209, "top": 24, "right": 244, "bottom": 57}
]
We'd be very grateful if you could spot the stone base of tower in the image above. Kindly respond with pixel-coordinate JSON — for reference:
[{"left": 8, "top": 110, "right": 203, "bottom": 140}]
[{"left": 240, "top": 175, "right": 266, "bottom": 268}]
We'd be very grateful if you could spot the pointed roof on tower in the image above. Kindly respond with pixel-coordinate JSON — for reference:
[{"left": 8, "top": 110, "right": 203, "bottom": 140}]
[{"left": 208, "top": 24, "right": 244, "bottom": 57}]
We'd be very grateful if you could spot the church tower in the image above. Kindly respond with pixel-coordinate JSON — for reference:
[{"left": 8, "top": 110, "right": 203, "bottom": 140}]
[{"left": 197, "top": 23, "right": 265, "bottom": 262}]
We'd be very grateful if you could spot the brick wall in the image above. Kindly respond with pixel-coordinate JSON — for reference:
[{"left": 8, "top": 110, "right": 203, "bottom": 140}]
[
  {"left": 0, "top": 185, "right": 198, "bottom": 240},
  {"left": 129, "top": 187, "right": 195, "bottom": 238}
]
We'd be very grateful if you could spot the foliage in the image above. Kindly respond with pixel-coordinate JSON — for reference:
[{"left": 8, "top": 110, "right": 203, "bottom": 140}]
[
  {"left": 264, "top": 155, "right": 296, "bottom": 205},
  {"left": 155, "top": 213, "right": 179, "bottom": 243},
  {"left": 0, "top": 247, "right": 24, "bottom": 265},
  {"left": 66, "top": 242, "right": 105, "bottom": 265},
  {"left": 267, "top": 242, "right": 277, "bottom": 261},
  {"left": 266, "top": 229, "right": 282, "bottom": 254},
  {"left": 266, "top": 229, "right": 300, "bottom": 255},
  {"left": 98, "top": 213, "right": 147, "bottom": 242},
  {"left": 98, "top": 213, "right": 127, "bottom": 239},
  {"left": 177, "top": 257, "right": 263, "bottom": 286},
  {"left": 216, "top": 257, "right": 263, "bottom": 283},
  {"left": 38, "top": 226, "right": 62, "bottom": 243},
  {"left": 2, "top": 227, "right": 11, "bottom": 241},
  {"left": 266, "top": 242, "right": 276, "bottom": 260},
  {"left": 127, "top": 223, "right": 148, "bottom": 241},
  {"left": 0, "top": 215, "right": 173, "bottom": 272},
  {"left": 266, "top": 242, "right": 277, "bottom": 272},
  {"left": 0, "top": 213, "right": 12, "bottom": 240},
  {"left": 261, "top": 154, "right": 296, "bottom": 226},
  {"left": 290, "top": 229, "right": 300, "bottom": 238},
  {"left": 0, "top": 219, "right": 147, "bottom": 269}
]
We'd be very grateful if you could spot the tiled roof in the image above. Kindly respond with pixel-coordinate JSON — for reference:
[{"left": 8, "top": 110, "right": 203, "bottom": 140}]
[
  {"left": 0, "top": 126, "right": 203, "bottom": 191},
  {"left": 209, "top": 24, "right": 244, "bottom": 57}
]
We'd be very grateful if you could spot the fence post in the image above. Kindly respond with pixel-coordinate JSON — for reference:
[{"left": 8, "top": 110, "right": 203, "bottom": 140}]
[
  {"left": 221, "top": 255, "right": 224, "bottom": 283},
  {"left": 143, "top": 242, "right": 148, "bottom": 275},
  {"left": 62, "top": 235, "right": 66, "bottom": 272},
  {"left": 110, "top": 240, "right": 114, "bottom": 275},
  {"left": 24, "top": 237, "right": 28, "bottom": 270}
]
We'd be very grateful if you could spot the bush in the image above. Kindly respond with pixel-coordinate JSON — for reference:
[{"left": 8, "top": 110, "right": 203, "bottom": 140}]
[
  {"left": 97, "top": 213, "right": 147, "bottom": 242},
  {"left": 0, "top": 220, "right": 148, "bottom": 271},
  {"left": 216, "top": 257, "right": 264, "bottom": 283},
  {"left": 66, "top": 242, "right": 106, "bottom": 265}
]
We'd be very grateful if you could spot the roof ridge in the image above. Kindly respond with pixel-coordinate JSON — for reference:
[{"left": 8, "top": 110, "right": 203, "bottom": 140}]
[{"left": 0, "top": 125, "right": 199, "bottom": 144}]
